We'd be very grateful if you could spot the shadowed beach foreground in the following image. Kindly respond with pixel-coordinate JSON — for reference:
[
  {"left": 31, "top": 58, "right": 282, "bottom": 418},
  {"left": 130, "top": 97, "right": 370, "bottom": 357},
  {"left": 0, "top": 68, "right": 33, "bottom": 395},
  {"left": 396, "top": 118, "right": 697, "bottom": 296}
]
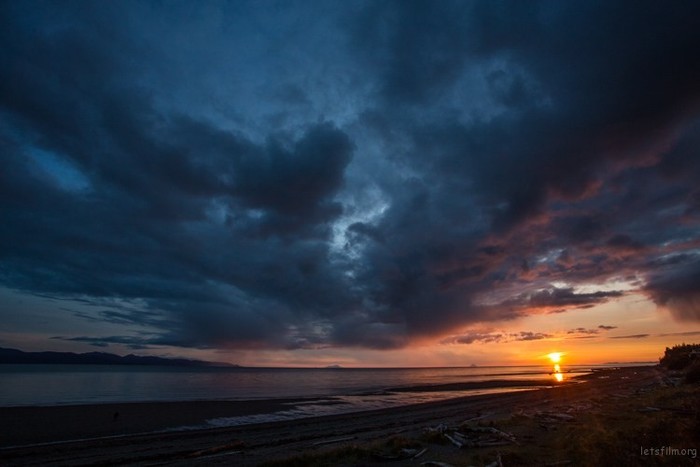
[{"left": 1, "top": 366, "right": 698, "bottom": 466}]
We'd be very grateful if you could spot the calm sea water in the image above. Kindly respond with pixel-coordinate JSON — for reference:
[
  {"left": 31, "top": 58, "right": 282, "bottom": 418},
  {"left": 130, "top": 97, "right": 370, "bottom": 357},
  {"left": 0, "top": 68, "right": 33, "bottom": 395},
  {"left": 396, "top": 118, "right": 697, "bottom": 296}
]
[{"left": 0, "top": 363, "right": 634, "bottom": 408}]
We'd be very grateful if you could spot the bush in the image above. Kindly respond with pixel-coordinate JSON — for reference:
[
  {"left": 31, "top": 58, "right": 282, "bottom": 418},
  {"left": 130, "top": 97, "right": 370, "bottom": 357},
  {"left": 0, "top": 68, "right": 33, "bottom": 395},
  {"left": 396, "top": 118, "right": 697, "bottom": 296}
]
[
  {"left": 659, "top": 343, "right": 700, "bottom": 370},
  {"left": 685, "top": 360, "right": 700, "bottom": 384}
]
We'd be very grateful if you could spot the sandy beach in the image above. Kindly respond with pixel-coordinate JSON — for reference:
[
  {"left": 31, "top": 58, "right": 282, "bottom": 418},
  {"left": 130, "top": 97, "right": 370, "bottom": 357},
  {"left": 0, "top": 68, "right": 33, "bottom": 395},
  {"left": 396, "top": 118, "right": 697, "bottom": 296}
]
[{"left": 1, "top": 366, "right": 697, "bottom": 466}]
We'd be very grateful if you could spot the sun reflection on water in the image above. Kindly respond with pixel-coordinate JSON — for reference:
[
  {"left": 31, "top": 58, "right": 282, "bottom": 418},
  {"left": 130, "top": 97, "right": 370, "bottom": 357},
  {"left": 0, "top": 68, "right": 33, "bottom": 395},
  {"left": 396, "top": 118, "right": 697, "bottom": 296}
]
[{"left": 548, "top": 353, "right": 565, "bottom": 382}]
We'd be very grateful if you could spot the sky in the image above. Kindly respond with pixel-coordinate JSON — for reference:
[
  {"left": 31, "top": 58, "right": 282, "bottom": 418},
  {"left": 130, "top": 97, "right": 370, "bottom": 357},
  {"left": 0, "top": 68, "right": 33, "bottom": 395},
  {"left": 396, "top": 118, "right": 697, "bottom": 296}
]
[{"left": 1, "top": 0, "right": 700, "bottom": 367}]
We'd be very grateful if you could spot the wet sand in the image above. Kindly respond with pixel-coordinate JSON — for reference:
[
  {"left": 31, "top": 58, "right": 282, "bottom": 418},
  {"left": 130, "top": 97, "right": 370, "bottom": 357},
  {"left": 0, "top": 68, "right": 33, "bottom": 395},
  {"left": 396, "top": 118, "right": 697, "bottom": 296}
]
[
  {"left": 0, "top": 366, "right": 665, "bottom": 466},
  {"left": 0, "top": 398, "right": 312, "bottom": 447}
]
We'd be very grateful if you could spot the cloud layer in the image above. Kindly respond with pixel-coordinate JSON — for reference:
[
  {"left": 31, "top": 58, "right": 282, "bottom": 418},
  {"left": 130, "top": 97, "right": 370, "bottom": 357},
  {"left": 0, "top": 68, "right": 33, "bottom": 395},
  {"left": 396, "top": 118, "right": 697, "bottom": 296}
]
[{"left": 2, "top": 1, "right": 700, "bottom": 351}]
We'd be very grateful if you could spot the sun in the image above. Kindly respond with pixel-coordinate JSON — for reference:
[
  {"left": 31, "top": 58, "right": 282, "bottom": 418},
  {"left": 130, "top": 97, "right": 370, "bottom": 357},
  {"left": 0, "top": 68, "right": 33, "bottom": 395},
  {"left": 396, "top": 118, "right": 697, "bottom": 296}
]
[{"left": 547, "top": 352, "right": 562, "bottom": 363}]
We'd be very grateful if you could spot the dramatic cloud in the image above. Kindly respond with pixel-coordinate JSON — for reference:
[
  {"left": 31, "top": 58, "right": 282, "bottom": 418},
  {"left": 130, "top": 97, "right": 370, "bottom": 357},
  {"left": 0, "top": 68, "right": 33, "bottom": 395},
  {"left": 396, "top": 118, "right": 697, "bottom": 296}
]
[
  {"left": 442, "top": 332, "right": 504, "bottom": 345},
  {"left": 646, "top": 259, "right": 700, "bottom": 322},
  {"left": 606, "top": 330, "right": 700, "bottom": 340},
  {"left": 515, "top": 331, "right": 552, "bottom": 342},
  {"left": 442, "top": 330, "right": 552, "bottom": 345},
  {"left": 51, "top": 335, "right": 155, "bottom": 350},
  {"left": 527, "top": 288, "right": 623, "bottom": 310},
  {"left": 658, "top": 331, "right": 700, "bottom": 337},
  {"left": 1, "top": 1, "right": 700, "bottom": 353},
  {"left": 564, "top": 325, "right": 619, "bottom": 340},
  {"left": 567, "top": 325, "right": 617, "bottom": 336},
  {"left": 567, "top": 328, "right": 600, "bottom": 335},
  {"left": 610, "top": 334, "right": 651, "bottom": 340}
]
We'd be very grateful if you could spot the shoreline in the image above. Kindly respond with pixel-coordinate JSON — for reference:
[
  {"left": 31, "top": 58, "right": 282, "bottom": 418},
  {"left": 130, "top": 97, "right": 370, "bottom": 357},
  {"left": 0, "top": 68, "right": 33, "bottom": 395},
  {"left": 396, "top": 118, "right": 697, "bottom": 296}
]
[
  {"left": 0, "top": 366, "right": 673, "bottom": 466},
  {"left": 0, "top": 377, "right": 570, "bottom": 448},
  {"left": 0, "top": 366, "right": 661, "bottom": 465}
]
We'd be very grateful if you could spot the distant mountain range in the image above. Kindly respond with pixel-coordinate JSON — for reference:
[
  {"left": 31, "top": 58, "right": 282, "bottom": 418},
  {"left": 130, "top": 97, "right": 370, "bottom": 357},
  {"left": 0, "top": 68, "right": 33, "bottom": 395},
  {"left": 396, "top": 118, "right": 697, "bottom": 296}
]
[{"left": 0, "top": 347, "right": 236, "bottom": 367}]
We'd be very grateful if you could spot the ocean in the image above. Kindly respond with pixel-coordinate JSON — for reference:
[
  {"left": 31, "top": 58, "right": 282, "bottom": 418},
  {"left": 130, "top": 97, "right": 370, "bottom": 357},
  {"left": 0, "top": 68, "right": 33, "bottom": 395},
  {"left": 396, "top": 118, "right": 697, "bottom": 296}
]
[
  {"left": 0, "top": 363, "right": 647, "bottom": 429},
  {"left": 2, "top": 363, "right": 636, "bottom": 405}
]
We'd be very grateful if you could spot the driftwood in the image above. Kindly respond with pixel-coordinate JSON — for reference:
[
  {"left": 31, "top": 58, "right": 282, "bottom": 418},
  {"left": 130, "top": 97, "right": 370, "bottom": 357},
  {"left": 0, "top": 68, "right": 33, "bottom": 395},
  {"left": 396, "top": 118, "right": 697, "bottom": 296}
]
[
  {"left": 528, "top": 411, "right": 577, "bottom": 426},
  {"left": 485, "top": 452, "right": 504, "bottom": 467},
  {"left": 310, "top": 436, "right": 356, "bottom": 446},
  {"left": 194, "top": 450, "right": 244, "bottom": 460},
  {"left": 464, "top": 425, "right": 518, "bottom": 443},
  {"left": 474, "top": 440, "right": 510, "bottom": 447},
  {"left": 638, "top": 406, "right": 696, "bottom": 415},
  {"left": 462, "top": 412, "right": 493, "bottom": 423},
  {"left": 516, "top": 402, "right": 595, "bottom": 421},
  {"left": 638, "top": 406, "right": 661, "bottom": 412},
  {"left": 371, "top": 447, "right": 426, "bottom": 461},
  {"left": 425, "top": 423, "right": 449, "bottom": 434},
  {"left": 413, "top": 447, "right": 428, "bottom": 459},
  {"left": 428, "top": 422, "right": 518, "bottom": 449},
  {"left": 545, "top": 413, "right": 575, "bottom": 421},
  {"left": 443, "top": 432, "right": 464, "bottom": 448}
]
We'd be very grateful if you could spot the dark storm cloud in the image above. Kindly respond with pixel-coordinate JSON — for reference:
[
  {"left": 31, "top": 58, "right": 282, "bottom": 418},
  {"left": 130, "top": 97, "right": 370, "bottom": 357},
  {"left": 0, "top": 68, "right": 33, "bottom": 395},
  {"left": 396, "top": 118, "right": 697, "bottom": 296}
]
[
  {"left": 514, "top": 331, "right": 551, "bottom": 341},
  {"left": 0, "top": 1, "right": 358, "bottom": 350},
  {"left": 490, "top": 288, "right": 624, "bottom": 314},
  {"left": 530, "top": 288, "right": 624, "bottom": 308},
  {"left": 658, "top": 331, "right": 700, "bottom": 337},
  {"left": 442, "top": 330, "right": 551, "bottom": 345},
  {"left": 567, "top": 328, "right": 599, "bottom": 335},
  {"left": 345, "top": 0, "right": 700, "bottom": 339},
  {"left": 564, "top": 325, "right": 617, "bottom": 339},
  {"left": 363, "top": 0, "right": 700, "bottom": 226},
  {"left": 609, "top": 334, "right": 651, "bottom": 340},
  {"left": 646, "top": 259, "right": 700, "bottom": 322},
  {"left": 51, "top": 335, "right": 154, "bottom": 350},
  {"left": 443, "top": 332, "right": 504, "bottom": 345},
  {"left": 607, "top": 330, "right": 700, "bottom": 340},
  {"left": 606, "top": 234, "right": 645, "bottom": 252},
  {"left": 2, "top": 0, "right": 700, "bottom": 351}
]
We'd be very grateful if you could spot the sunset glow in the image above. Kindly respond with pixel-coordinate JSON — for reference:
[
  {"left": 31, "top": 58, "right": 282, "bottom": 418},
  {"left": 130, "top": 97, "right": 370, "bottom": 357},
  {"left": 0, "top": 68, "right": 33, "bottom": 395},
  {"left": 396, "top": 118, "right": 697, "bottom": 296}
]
[{"left": 548, "top": 353, "right": 563, "bottom": 364}]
